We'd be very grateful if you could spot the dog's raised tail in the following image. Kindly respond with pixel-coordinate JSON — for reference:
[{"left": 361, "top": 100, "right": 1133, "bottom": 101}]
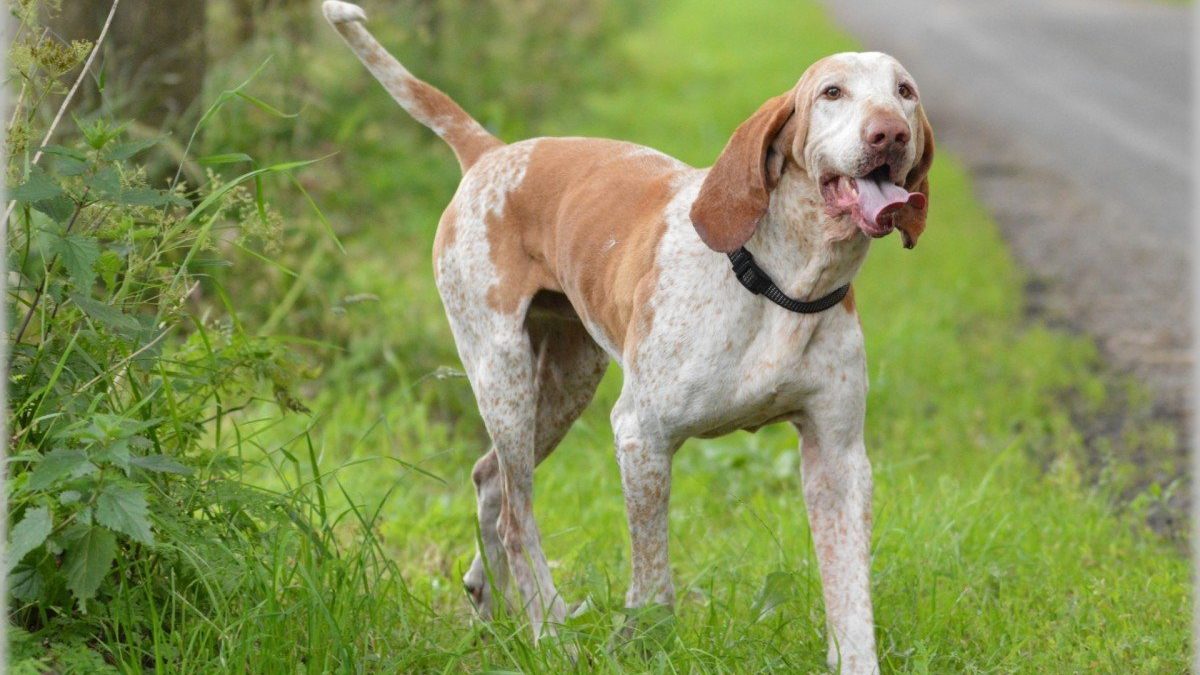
[{"left": 322, "top": 1, "right": 501, "bottom": 172}]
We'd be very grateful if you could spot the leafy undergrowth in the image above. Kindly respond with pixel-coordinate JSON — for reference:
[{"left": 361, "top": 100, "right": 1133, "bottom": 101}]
[
  {"left": 4, "top": 4, "right": 384, "bottom": 672},
  {"left": 8, "top": 0, "right": 1189, "bottom": 672}
]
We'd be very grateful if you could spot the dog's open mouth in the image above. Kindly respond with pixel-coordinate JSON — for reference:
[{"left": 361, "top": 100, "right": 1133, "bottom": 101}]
[{"left": 820, "top": 165, "right": 926, "bottom": 238}]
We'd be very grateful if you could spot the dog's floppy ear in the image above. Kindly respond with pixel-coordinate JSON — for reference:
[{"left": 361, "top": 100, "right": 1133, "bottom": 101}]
[
  {"left": 895, "top": 105, "right": 934, "bottom": 249},
  {"left": 690, "top": 92, "right": 797, "bottom": 253}
]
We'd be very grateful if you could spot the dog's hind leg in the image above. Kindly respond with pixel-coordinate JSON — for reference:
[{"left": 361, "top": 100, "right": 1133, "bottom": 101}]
[
  {"left": 463, "top": 448, "right": 510, "bottom": 619},
  {"left": 526, "top": 308, "right": 609, "bottom": 466},
  {"left": 448, "top": 302, "right": 607, "bottom": 641},
  {"left": 462, "top": 307, "right": 607, "bottom": 621},
  {"left": 460, "top": 317, "right": 556, "bottom": 636}
]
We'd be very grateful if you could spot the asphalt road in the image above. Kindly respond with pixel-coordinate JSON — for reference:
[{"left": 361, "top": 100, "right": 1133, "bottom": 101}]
[{"left": 824, "top": 0, "right": 1190, "bottom": 242}]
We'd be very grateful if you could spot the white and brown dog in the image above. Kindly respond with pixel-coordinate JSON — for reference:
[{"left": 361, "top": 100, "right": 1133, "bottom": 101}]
[{"left": 324, "top": 2, "right": 932, "bottom": 672}]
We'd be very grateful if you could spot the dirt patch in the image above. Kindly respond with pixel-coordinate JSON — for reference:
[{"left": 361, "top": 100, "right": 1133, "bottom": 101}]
[
  {"left": 1038, "top": 381, "right": 1189, "bottom": 545},
  {"left": 930, "top": 107, "right": 1191, "bottom": 540}
]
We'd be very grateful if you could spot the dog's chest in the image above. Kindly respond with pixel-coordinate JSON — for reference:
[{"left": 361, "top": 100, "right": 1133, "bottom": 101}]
[
  {"left": 714, "top": 320, "right": 837, "bottom": 428},
  {"left": 635, "top": 303, "right": 860, "bottom": 439}
]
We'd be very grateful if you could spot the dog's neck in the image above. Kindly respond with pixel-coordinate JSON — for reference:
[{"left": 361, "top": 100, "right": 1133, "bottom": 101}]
[{"left": 742, "top": 169, "right": 871, "bottom": 301}]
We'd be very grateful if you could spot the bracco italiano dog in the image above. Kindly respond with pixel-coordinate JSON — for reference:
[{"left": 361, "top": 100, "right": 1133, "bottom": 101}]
[{"left": 323, "top": 2, "right": 933, "bottom": 672}]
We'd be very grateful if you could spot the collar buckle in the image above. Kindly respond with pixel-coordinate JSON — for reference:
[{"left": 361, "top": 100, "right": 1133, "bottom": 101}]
[{"left": 729, "top": 247, "right": 768, "bottom": 295}]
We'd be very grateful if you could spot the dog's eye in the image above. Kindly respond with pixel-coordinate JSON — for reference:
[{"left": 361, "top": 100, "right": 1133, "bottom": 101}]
[
  {"left": 822, "top": 86, "right": 842, "bottom": 100},
  {"left": 898, "top": 83, "right": 915, "bottom": 99}
]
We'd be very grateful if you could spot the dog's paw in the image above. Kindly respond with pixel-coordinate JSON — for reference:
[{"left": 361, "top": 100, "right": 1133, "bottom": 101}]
[
  {"left": 322, "top": 1, "right": 367, "bottom": 24},
  {"left": 462, "top": 574, "right": 492, "bottom": 619}
]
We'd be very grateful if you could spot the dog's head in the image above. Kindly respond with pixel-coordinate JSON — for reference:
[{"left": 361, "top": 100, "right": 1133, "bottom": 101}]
[{"left": 690, "top": 52, "right": 934, "bottom": 252}]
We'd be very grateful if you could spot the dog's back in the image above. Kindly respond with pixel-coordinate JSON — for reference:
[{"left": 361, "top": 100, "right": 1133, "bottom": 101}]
[{"left": 438, "top": 137, "right": 694, "bottom": 356}]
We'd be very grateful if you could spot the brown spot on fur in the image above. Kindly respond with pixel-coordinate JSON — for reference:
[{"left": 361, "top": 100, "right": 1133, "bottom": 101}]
[
  {"left": 432, "top": 201, "right": 458, "bottom": 279},
  {"left": 483, "top": 139, "right": 681, "bottom": 355},
  {"left": 626, "top": 299, "right": 656, "bottom": 368},
  {"left": 841, "top": 285, "right": 855, "bottom": 314}
]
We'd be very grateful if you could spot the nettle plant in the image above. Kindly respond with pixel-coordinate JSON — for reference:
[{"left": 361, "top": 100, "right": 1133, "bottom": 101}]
[{"left": 6, "top": 14, "right": 314, "bottom": 625}]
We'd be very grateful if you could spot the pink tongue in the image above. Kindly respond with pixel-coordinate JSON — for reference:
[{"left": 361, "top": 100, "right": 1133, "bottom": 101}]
[{"left": 854, "top": 176, "right": 926, "bottom": 229}]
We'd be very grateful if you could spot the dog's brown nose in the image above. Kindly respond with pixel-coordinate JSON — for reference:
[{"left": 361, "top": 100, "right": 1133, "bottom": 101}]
[{"left": 863, "top": 115, "right": 910, "bottom": 149}]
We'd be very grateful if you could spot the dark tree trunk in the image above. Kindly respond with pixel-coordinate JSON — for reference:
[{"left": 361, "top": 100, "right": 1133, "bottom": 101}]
[
  {"left": 231, "top": 0, "right": 311, "bottom": 44},
  {"left": 49, "top": 0, "right": 207, "bottom": 130}
]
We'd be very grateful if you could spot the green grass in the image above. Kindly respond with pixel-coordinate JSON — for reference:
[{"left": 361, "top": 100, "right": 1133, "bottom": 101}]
[{"left": 102, "top": 0, "right": 1189, "bottom": 671}]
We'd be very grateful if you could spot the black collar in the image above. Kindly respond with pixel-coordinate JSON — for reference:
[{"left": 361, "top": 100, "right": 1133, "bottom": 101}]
[{"left": 727, "top": 247, "right": 849, "bottom": 314}]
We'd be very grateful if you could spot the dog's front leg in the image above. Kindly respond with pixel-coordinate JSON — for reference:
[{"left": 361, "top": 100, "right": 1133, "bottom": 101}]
[
  {"left": 612, "top": 399, "right": 676, "bottom": 610},
  {"left": 796, "top": 417, "right": 878, "bottom": 674}
]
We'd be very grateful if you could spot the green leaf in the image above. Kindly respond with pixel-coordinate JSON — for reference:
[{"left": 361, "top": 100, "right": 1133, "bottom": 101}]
[
  {"left": 63, "top": 526, "right": 116, "bottom": 608},
  {"left": 130, "top": 226, "right": 158, "bottom": 241},
  {"left": 48, "top": 232, "right": 99, "bottom": 289},
  {"left": 197, "top": 153, "right": 253, "bottom": 166},
  {"left": 96, "top": 483, "right": 153, "bottom": 545},
  {"left": 95, "top": 250, "right": 122, "bottom": 291},
  {"left": 32, "top": 195, "right": 75, "bottom": 223},
  {"left": 750, "top": 570, "right": 795, "bottom": 622},
  {"left": 78, "top": 118, "right": 122, "bottom": 151},
  {"left": 95, "top": 439, "right": 131, "bottom": 473},
  {"left": 11, "top": 167, "right": 62, "bottom": 202},
  {"left": 289, "top": 174, "right": 345, "bottom": 254},
  {"left": 37, "top": 144, "right": 86, "bottom": 161},
  {"left": 9, "top": 564, "right": 43, "bottom": 602},
  {"left": 117, "top": 187, "right": 185, "bottom": 207},
  {"left": 26, "top": 449, "right": 96, "bottom": 492},
  {"left": 54, "top": 156, "right": 89, "bottom": 177},
  {"left": 103, "top": 138, "right": 158, "bottom": 161},
  {"left": 234, "top": 90, "right": 298, "bottom": 118},
  {"left": 130, "top": 454, "right": 192, "bottom": 476},
  {"left": 69, "top": 294, "right": 140, "bottom": 333},
  {"left": 7, "top": 506, "right": 52, "bottom": 572},
  {"left": 39, "top": 144, "right": 90, "bottom": 177},
  {"left": 86, "top": 165, "right": 121, "bottom": 197}
]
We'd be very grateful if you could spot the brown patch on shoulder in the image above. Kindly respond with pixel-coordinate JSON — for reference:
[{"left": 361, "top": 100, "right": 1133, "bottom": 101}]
[
  {"left": 484, "top": 139, "right": 683, "bottom": 352},
  {"left": 841, "top": 285, "right": 855, "bottom": 314},
  {"left": 483, "top": 197, "right": 558, "bottom": 315},
  {"left": 625, "top": 296, "right": 656, "bottom": 368},
  {"left": 433, "top": 202, "right": 458, "bottom": 262}
]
